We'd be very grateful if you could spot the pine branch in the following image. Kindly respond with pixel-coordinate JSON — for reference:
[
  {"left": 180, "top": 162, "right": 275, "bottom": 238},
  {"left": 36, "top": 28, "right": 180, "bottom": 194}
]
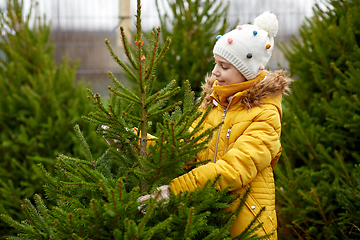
[
  {"left": 233, "top": 207, "right": 266, "bottom": 240},
  {"left": 86, "top": 89, "right": 112, "bottom": 117},
  {"left": 154, "top": 38, "right": 171, "bottom": 65},
  {"left": 144, "top": 27, "right": 161, "bottom": 80},
  {"left": 123, "top": 111, "right": 142, "bottom": 122},
  {"left": 108, "top": 71, "right": 140, "bottom": 103},
  {"left": 21, "top": 200, "right": 42, "bottom": 234},
  {"left": 0, "top": 214, "right": 35, "bottom": 235},
  {"left": 145, "top": 80, "right": 180, "bottom": 108},
  {"left": 108, "top": 87, "right": 141, "bottom": 105},
  {"left": 148, "top": 101, "right": 182, "bottom": 118},
  {"left": 185, "top": 207, "right": 194, "bottom": 238},
  {"left": 57, "top": 156, "right": 80, "bottom": 176},
  {"left": 38, "top": 163, "right": 58, "bottom": 190},
  {"left": 74, "top": 124, "right": 94, "bottom": 162},
  {"left": 119, "top": 26, "right": 138, "bottom": 70},
  {"left": 105, "top": 38, "right": 138, "bottom": 82},
  {"left": 146, "top": 81, "right": 181, "bottom": 109},
  {"left": 77, "top": 163, "right": 99, "bottom": 182}
]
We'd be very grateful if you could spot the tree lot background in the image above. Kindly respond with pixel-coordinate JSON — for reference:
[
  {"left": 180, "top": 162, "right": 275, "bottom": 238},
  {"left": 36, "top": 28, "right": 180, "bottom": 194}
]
[{"left": 29, "top": 0, "right": 313, "bottom": 98}]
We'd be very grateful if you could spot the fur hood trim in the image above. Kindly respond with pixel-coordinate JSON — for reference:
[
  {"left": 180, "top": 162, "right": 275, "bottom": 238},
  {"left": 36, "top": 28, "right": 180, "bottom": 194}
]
[{"left": 200, "top": 70, "right": 293, "bottom": 110}]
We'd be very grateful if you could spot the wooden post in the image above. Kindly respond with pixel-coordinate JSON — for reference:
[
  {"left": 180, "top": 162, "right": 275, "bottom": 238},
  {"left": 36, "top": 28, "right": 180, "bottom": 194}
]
[{"left": 118, "top": 0, "right": 132, "bottom": 46}]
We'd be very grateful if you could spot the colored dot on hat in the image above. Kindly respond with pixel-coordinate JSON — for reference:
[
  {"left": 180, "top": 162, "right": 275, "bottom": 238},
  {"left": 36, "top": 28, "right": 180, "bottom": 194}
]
[
  {"left": 266, "top": 44, "right": 271, "bottom": 49},
  {"left": 253, "top": 30, "right": 258, "bottom": 36},
  {"left": 237, "top": 26, "right": 242, "bottom": 30},
  {"left": 247, "top": 53, "right": 252, "bottom": 59},
  {"left": 259, "top": 65, "right": 265, "bottom": 70},
  {"left": 216, "top": 35, "right": 222, "bottom": 40},
  {"left": 227, "top": 38, "right": 233, "bottom": 44}
]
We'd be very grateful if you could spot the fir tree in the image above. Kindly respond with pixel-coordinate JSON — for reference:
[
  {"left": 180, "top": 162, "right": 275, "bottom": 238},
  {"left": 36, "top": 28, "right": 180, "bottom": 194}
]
[
  {"left": 148, "top": 0, "right": 232, "bottom": 103},
  {"left": 1, "top": 0, "right": 268, "bottom": 239},
  {"left": 0, "top": 0, "right": 107, "bottom": 237},
  {"left": 275, "top": 0, "right": 360, "bottom": 238}
]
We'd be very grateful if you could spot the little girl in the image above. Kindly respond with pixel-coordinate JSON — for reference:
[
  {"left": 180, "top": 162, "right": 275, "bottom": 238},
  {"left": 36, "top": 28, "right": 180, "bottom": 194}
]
[{"left": 167, "top": 11, "right": 292, "bottom": 239}]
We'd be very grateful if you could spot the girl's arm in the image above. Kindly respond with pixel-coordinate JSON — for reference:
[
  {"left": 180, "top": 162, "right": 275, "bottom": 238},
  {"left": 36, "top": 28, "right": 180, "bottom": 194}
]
[{"left": 169, "top": 106, "right": 281, "bottom": 194}]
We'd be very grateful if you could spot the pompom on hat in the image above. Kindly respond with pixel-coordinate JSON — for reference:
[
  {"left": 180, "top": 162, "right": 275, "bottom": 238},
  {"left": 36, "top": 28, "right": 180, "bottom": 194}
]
[{"left": 213, "top": 11, "right": 279, "bottom": 80}]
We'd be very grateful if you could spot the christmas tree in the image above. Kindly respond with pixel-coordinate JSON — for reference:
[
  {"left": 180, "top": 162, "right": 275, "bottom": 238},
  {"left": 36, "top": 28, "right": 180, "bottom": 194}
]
[
  {"left": 147, "top": 0, "right": 232, "bottom": 103},
  {"left": 134, "top": 0, "right": 233, "bottom": 133},
  {"left": 0, "top": 0, "right": 106, "bottom": 237},
  {"left": 1, "top": 0, "right": 268, "bottom": 239},
  {"left": 275, "top": 0, "right": 360, "bottom": 238}
]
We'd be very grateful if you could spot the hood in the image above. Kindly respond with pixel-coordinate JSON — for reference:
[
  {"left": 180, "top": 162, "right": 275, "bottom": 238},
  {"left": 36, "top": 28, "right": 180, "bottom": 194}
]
[{"left": 200, "top": 69, "right": 293, "bottom": 110}]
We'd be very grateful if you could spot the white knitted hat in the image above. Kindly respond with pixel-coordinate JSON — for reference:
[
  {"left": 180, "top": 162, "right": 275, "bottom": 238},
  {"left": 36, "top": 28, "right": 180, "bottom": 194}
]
[{"left": 213, "top": 11, "right": 279, "bottom": 80}]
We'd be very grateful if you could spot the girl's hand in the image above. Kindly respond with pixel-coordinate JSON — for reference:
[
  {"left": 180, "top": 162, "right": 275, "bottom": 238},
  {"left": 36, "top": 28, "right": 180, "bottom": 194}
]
[{"left": 137, "top": 185, "right": 169, "bottom": 213}]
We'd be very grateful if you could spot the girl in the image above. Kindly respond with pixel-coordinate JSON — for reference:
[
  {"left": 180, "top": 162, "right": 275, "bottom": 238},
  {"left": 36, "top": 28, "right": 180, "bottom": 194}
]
[{"left": 167, "top": 11, "right": 292, "bottom": 239}]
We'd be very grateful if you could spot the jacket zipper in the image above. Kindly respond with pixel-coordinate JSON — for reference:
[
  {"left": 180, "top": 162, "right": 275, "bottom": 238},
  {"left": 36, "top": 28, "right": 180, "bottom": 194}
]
[
  {"left": 213, "top": 98, "right": 233, "bottom": 163},
  {"left": 223, "top": 129, "right": 231, "bottom": 155}
]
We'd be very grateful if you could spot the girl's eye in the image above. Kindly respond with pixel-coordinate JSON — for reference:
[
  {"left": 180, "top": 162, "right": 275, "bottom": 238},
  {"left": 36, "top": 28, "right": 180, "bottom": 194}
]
[{"left": 222, "top": 66, "right": 228, "bottom": 70}]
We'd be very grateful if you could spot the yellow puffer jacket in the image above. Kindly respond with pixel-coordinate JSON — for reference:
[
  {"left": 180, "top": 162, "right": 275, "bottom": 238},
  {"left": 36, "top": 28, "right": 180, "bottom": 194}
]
[{"left": 169, "top": 70, "right": 292, "bottom": 239}]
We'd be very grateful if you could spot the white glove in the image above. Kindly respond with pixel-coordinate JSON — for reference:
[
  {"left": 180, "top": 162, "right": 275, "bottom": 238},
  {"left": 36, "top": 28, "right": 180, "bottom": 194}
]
[
  {"left": 102, "top": 125, "right": 119, "bottom": 144},
  {"left": 138, "top": 185, "right": 169, "bottom": 213},
  {"left": 101, "top": 125, "right": 136, "bottom": 149}
]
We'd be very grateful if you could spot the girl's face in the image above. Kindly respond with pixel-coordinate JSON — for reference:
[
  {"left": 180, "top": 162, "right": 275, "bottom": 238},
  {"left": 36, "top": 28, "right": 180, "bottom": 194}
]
[{"left": 212, "top": 54, "right": 246, "bottom": 86}]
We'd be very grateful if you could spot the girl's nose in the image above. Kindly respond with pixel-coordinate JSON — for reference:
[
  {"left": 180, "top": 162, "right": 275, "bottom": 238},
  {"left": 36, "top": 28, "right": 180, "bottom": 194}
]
[{"left": 212, "top": 67, "right": 219, "bottom": 77}]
